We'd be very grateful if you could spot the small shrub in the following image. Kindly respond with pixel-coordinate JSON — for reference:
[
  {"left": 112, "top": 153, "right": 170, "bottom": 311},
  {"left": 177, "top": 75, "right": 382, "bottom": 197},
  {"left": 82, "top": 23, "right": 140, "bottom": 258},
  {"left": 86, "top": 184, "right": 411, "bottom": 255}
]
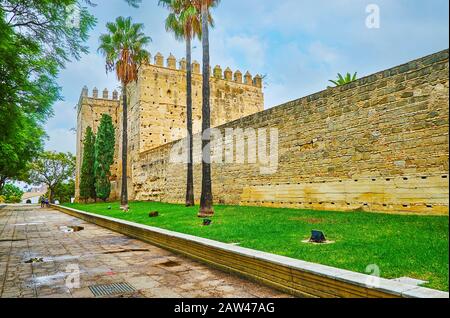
[
  {"left": 6, "top": 195, "right": 21, "bottom": 203},
  {"left": 1, "top": 184, "right": 24, "bottom": 203}
]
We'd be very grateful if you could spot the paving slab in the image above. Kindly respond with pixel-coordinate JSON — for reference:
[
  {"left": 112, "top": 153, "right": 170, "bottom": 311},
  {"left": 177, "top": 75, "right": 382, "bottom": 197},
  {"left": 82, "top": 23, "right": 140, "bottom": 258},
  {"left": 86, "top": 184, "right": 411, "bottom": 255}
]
[{"left": 0, "top": 205, "right": 290, "bottom": 298}]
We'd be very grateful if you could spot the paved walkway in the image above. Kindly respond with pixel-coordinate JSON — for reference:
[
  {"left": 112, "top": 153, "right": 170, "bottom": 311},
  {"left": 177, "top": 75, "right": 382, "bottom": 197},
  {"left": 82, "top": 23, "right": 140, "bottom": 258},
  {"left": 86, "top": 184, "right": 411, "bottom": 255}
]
[{"left": 0, "top": 205, "right": 289, "bottom": 298}]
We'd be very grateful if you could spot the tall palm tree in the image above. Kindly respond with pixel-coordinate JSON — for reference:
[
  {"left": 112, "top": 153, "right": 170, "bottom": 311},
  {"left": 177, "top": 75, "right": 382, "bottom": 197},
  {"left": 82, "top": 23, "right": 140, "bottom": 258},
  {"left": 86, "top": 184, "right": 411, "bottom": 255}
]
[
  {"left": 159, "top": 0, "right": 213, "bottom": 207},
  {"left": 159, "top": 0, "right": 199, "bottom": 208},
  {"left": 98, "top": 16, "right": 151, "bottom": 209},
  {"left": 193, "top": 0, "right": 220, "bottom": 218}
]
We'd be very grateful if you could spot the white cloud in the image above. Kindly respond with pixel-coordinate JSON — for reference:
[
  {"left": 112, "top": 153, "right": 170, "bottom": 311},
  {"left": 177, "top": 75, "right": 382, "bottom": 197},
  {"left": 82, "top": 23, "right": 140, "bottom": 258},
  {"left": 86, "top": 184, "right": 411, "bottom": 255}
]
[
  {"left": 225, "top": 35, "right": 267, "bottom": 69},
  {"left": 44, "top": 128, "right": 77, "bottom": 154},
  {"left": 308, "top": 41, "right": 339, "bottom": 64}
]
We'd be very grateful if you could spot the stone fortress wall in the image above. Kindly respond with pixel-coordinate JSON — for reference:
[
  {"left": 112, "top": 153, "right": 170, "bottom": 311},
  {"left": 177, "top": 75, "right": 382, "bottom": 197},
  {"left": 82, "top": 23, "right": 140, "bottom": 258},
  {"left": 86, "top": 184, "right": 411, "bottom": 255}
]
[
  {"left": 133, "top": 50, "right": 449, "bottom": 215},
  {"left": 76, "top": 52, "right": 264, "bottom": 201},
  {"left": 76, "top": 49, "right": 449, "bottom": 215}
]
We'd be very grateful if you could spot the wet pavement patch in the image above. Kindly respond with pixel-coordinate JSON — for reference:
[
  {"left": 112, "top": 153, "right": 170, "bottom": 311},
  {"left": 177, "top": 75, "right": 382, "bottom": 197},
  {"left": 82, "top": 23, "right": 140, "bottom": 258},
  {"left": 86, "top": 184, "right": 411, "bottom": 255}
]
[
  {"left": 29, "top": 272, "right": 72, "bottom": 287},
  {"left": 60, "top": 225, "right": 84, "bottom": 233},
  {"left": 25, "top": 257, "right": 44, "bottom": 264},
  {"left": 159, "top": 260, "right": 181, "bottom": 267}
]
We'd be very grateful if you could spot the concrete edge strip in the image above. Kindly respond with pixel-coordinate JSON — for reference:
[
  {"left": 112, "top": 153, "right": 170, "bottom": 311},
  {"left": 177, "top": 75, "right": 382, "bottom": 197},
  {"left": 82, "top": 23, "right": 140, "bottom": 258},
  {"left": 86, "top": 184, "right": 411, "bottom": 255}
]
[{"left": 50, "top": 204, "right": 449, "bottom": 299}]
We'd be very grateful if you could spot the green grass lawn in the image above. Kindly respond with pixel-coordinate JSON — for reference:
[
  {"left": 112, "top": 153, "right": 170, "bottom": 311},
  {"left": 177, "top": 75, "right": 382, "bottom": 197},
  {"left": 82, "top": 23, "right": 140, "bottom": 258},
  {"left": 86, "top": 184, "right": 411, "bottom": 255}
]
[{"left": 64, "top": 201, "right": 449, "bottom": 291}]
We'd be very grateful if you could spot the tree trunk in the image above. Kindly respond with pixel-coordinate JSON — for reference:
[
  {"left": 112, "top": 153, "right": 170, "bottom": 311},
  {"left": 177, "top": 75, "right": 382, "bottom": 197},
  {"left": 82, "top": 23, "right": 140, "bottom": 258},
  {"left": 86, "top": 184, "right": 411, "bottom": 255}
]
[
  {"left": 185, "top": 35, "right": 195, "bottom": 207},
  {"left": 198, "top": 1, "right": 214, "bottom": 217},
  {"left": 121, "top": 84, "right": 129, "bottom": 208},
  {"left": 48, "top": 186, "right": 53, "bottom": 203},
  {"left": 0, "top": 176, "right": 6, "bottom": 194}
]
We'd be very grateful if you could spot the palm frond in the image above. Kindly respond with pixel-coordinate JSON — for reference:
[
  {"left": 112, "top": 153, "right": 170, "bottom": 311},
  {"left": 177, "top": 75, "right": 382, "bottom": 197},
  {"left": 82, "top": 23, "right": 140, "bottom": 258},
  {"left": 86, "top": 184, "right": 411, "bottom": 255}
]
[{"left": 98, "top": 16, "right": 151, "bottom": 85}]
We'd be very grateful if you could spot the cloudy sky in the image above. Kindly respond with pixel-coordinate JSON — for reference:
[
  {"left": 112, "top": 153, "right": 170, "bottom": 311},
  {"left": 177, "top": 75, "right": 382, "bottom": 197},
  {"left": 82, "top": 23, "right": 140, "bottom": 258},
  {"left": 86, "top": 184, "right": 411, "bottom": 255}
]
[{"left": 45, "top": 0, "right": 449, "bottom": 154}]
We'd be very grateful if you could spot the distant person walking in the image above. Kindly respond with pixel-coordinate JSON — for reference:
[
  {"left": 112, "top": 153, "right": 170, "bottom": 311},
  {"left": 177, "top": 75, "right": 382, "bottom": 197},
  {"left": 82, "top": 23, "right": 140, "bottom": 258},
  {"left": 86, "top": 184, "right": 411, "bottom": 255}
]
[{"left": 40, "top": 196, "right": 45, "bottom": 208}]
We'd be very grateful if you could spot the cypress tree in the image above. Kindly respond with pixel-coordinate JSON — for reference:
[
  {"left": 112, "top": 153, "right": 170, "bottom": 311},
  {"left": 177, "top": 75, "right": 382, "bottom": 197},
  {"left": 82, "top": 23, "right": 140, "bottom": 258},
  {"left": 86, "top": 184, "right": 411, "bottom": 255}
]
[
  {"left": 94, "top": 114, "right": 116, "bottom": 201},
  {"left": 79, "top": 126, "right": 96, "bottom": 202}
]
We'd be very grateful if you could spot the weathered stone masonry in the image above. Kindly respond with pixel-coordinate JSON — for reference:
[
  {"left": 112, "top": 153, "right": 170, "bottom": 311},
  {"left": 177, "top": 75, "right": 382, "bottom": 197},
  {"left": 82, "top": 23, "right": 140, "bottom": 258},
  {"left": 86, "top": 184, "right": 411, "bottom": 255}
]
[
  {"left": 75, "top": 87, "right": 121, "bottom": 200},
  {"left": 76, "top": 52, "right": 264, "bottom": 201},
  {"left": 134, "top": 50, "right": 449, "bottom": 215}
]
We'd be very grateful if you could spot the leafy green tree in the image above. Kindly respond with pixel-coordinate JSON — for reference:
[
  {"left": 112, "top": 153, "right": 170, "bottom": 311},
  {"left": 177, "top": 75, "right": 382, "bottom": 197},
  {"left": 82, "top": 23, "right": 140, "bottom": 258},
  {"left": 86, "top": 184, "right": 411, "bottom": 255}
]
[
  {"left": 0, "top": 183, "right": 24, "bottom": 203},
  {"left": 50, "top": 179, "right": 75, "bottom": 204},
  {"left": 79, "top": 126, "right": 96, "bottom": 202},
  {"left": 27, "top": 152, "right": 76, "bottom": 202},
  {"left": 0, "top": 9, "right": 56, "bottom": 191},
  {"left": 329, "top": 72, "right": 358, "bottom": 86},
  {"left": 1, "top": 0, "right": 96, "bottom": 67},
  {"left": 192, "top": 0, "right": 220, "bottom": 217},
  {"left": 0, "top": 113, "right": 45, "bottom": 193},
  {"left": 0, "top": 1, "right": 96, "bottom": 188},
  {"left": 98, "top": 16, "right": 150, "bottom": 208},
  {"left": 1, "top": 1, "right": 146, "bottom": 192},
  {"left": 94, "top": 114, "right": 116, "bottom": 202}
]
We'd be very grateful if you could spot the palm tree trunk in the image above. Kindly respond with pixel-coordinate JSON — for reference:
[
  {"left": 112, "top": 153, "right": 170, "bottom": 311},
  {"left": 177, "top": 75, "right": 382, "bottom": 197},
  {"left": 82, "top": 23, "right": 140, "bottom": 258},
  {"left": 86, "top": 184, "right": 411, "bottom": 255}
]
[
  {"left": 198, "top": 1, "right": 214, "bottom": 217},
  {"left": 185, "top": 35, "right": 195, "bottom": 207},
  {"left": 121, "top": 84, "right": 128, "bottom": 207}
]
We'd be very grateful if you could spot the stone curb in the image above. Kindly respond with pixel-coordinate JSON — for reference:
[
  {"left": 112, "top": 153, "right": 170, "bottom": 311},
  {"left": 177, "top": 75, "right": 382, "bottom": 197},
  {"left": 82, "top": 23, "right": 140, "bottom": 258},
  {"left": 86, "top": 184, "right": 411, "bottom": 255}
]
[{"left": 51, "top": 204, "right": 449, "bottom": 299}]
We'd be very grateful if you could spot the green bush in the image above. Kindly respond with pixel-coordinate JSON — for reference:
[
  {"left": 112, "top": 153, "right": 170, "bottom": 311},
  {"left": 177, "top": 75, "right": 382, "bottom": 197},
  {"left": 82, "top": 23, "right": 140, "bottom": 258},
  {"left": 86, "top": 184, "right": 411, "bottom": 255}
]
[
  {"left": 0, "top": 195, "right": 5, "bottom": 203},
  {"left": 94, "top": 114, "right": 115, "bottom": 201},
  {"left": 80, "top": 126, "right": 96, "bottom": 201},
  {"left": 1, "top": 184, "right": 24, "bottom": 203},
  {"left": 7, "top": 195, "right": 21, "bottom": 203}
]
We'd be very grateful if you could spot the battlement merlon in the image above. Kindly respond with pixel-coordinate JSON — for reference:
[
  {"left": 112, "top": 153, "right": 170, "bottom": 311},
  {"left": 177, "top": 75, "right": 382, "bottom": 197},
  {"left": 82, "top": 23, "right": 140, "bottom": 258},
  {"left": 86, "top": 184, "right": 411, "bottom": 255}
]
[
  {"left": 148, "top": 52, "right": 264, "bottom": 89},
  {"left": 77, "top": 86, "right": 121, "bottom": 114}
]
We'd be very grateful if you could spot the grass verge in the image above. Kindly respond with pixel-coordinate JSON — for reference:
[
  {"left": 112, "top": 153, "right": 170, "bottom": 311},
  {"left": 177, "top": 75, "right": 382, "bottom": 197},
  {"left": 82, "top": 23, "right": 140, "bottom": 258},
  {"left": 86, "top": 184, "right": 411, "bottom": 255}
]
[{"left": 63, "top": 201, "right": 449, "bottom": 291}]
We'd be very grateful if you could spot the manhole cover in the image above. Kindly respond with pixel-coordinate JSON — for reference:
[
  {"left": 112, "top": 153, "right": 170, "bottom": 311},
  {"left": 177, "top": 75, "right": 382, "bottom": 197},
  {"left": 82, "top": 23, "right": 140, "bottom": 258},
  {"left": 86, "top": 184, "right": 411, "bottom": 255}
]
[{"left": 89, "top": 282, "right": 136, "bottom": 297}]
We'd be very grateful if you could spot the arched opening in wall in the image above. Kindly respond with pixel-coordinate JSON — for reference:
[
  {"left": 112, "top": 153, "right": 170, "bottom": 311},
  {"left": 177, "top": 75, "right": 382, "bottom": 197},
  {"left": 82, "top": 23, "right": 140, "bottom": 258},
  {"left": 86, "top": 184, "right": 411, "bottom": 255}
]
[{"left": 167, "top": 89, "right": 172, "bottom": 96}]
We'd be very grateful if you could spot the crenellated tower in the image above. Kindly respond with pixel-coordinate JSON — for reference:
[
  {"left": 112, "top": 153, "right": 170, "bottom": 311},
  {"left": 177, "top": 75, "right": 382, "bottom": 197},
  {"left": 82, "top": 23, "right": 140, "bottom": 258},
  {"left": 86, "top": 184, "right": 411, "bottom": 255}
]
[
  {"left": 76, "top": 51, "right": 265, "bottom": 202},
  {"left": 75, "top": 86, "right": 121, "bottom": 201}
]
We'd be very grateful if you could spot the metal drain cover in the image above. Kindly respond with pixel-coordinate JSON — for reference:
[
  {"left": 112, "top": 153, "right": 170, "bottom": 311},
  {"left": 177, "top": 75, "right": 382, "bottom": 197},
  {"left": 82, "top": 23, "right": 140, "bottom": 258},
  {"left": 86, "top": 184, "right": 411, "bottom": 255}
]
[{"left": 89, "top": 282, "right": 136, "bottom": 297}]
